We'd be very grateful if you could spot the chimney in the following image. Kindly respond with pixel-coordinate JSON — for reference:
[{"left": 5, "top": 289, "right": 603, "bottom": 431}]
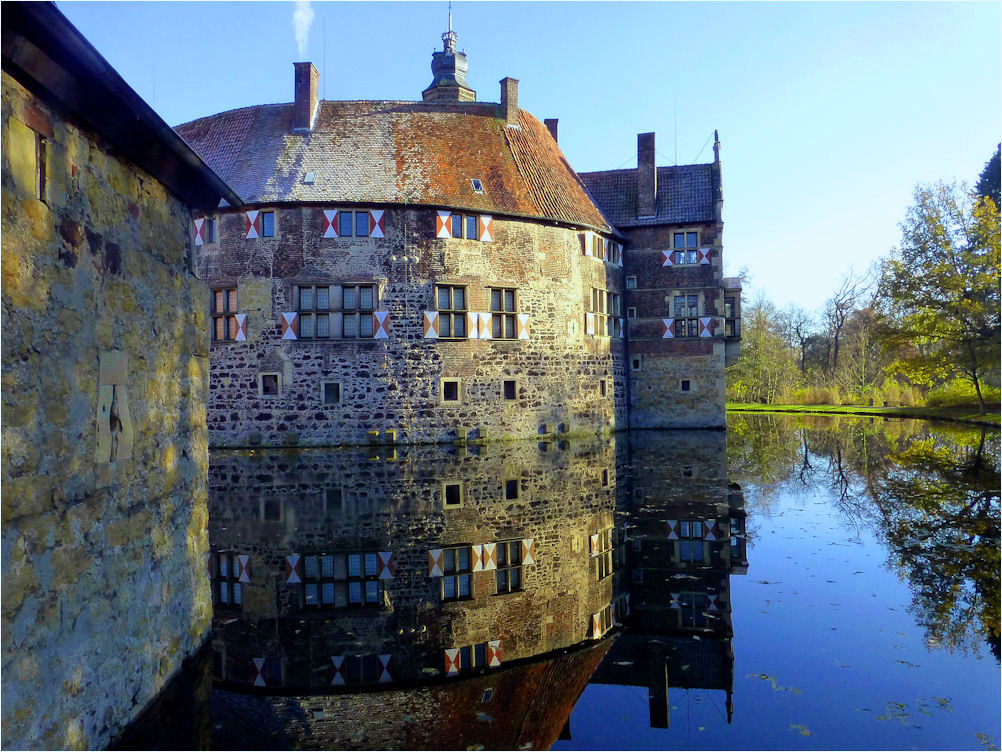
[
  {"left": 544, "top": 118, "right": 558, "bottom": 143},
  {"left": 293, "top": 62, "right": 319, "bottom": 131},
  {"left": 713, "top": 129, "right": 721, "bottom": 163},
  {"left": 637, "top": 132, "right": 656, "bottom": 218},
  {"left": 712, "top": 129, "right": 723, "bottom": 222},
  {"left": 500, "top": 77, "right": 519, "bottom": 127}
]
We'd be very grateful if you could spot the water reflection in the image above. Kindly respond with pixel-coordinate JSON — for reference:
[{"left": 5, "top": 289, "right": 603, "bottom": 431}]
[
  {"left": 206, "top": 437, "right": 629, "bottom": 749},
  {"left": 727, "top": 414, "right": 1000, "bottom": 660}
]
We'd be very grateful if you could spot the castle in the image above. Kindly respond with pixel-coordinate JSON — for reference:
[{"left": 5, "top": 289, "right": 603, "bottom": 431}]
[{"left": 177, "top": 26, "right": 741, "bottom": 448}]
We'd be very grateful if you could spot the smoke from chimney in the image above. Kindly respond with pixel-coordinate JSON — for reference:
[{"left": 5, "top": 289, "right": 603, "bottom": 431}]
[{"left": 293, "top": 1, "right": 314, "bottom": 60}]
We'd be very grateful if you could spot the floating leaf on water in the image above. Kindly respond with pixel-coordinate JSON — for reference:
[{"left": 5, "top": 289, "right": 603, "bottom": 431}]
[
  {"left": 477, "top": 713, "right": 493, "bottom": 723},
  {"left": 698, "top": 726, "right": 705, "bottom": 732},
  {"left": 614, "top": 661, "right": 633, "bottom": 666},
  {"left": 466, "top": 745, "right": 485, "bottom": 751},
  {"left": 975, "top": 733, "right": 1001, "bottom": 750},
  {"left": 789, "top": 724, "right": 811, "bottom": 736}
]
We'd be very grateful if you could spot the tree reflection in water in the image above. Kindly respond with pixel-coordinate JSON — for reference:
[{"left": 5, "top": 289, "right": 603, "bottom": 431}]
[{"left": 728, "top": 413, "right": 1000, "bottom": 661}]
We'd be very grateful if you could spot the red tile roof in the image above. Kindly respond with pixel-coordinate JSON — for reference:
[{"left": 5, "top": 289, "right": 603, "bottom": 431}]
[{"left": 175, "top": 101, "right": 614, "bottom": 232}]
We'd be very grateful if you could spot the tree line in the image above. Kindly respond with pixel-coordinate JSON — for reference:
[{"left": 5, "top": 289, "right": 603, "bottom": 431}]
[{"left": 728, "top": 146, "right": 1001, "bottom": 413}]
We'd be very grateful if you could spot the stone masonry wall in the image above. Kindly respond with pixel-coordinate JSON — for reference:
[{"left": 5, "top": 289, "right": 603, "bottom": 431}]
[
  {"left": 197, "top": 206, "right": 626, "bottom": 447},
  {"left": 623, "top": 220, "right": 727, "bottom": 428},
  {"left": 1, "top": 72, "right": 211, "bottom": 749}
]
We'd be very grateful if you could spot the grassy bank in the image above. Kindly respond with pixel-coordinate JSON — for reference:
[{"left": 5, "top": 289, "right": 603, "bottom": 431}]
[{"left": 726, "top": 402, "right": 1000, "bottom": 427}]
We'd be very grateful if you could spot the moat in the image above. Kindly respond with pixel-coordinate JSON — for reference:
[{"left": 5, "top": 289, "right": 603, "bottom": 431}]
[{"left": 120, "top": 414, "right": 1000, "bottom": 750}]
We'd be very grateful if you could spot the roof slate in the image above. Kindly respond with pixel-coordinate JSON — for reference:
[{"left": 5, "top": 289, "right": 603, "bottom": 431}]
[
  {"left": 578, "top": 164, "right": 716, "bottom": 227},
  {"left": 175, "top": 101, "right": 613, "bottom": 232}
]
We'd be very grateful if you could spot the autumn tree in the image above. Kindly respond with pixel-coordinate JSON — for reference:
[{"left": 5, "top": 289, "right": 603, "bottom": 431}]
[
  {"left": 976, "top": 144, "right": 1000, "bottom": 209},
  {"left": 725, "top": 293, "right": 799, "bottom": 404},
  {"left": 877, "top": 182, "right": 1001, "bottom": 413}
]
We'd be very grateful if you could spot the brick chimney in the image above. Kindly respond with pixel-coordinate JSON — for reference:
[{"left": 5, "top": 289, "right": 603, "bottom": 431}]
[
  {"left": 293, "top": 62, "right": 319, "bottom": 131},
  {"left": 637, "top": 132, "right": 657, "bottom": 218},
  {"left": 712, "top": 129, "right": 723, "bottom": 222},
  {"left": 500, "top": 77, "right": 519, "bottom": 127},
  {"left": 544, "top": 118, "right": 558, "bottom": 143}
]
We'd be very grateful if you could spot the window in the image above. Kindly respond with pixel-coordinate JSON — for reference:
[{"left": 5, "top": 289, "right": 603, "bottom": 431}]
[
  {"left": 205, "top": 217, "right": 217, "bottom": 243},
  {"left": 627, "top": 307, "right": 637, "bottom": 319},
  {"left": 626, "top": 276, "right": 637, "bottom": 289},
  {"left": 211, "top": 552, "right": 242, "bottom": 607},
  {"left": 337, "top": 655, "right": 383, "bottom": 685},
  {"left": 436, "top": 286, "right": 467, "bottom": 338},
  {"left": 590, "top": 288, "right": 621, "bottom": 337},
  {"left": 471, "top": 178, "right": 484, "bottom": 193},
  {"left": 441, "top": 379, "right": 462, "bottom": 404},
  {"left": 601, "top": 468, "right": 609, "bottom": 486},
  {"left": 261, "top": 211, "right": 275, "bottom": 237},
  {"left": 495, "top": 540, "right": 523, "bottom": 594},
  {"left": 441, "top": 546, "right": 473, "bottom": 601},
  {"left": 259, "top": 373, "right": 280, "bottom": 396},
  {"left": 295, "top": 285, "right": 331, "bottom": 339},
  {"left": 600, "top": 379, "right": 608, "bottom": 397},
  {"left": 592, "top": 604, "right": 613, "bottom": 637},
  {"left": 679, "top": 592, "right": 708, "bottom": 627},
  {"left": 681, "top": 379, "right": 691, "bottom": 392},
  {"left": 342, "top": 284, "right": 377, "bottom": 338},
  {"left": 301, "top": 552, "right": 384, "bottom": 608},
  {"left": 678, "top": 520, "right": 705, "bottom": 563},
  {"left": 724, "top": 297, "right": 735, "bottom": 319},
  {"left": 466, "top": 215, "right": 477, "bottom": 241},
  {"left": 591, "top": 528, "right": 613, "bottom": 580},
  {"left": 490, "top": 288, "right": 518, "bottom": 339},
  {"left": 442, "top": 481, "right": 464, "bottom": 507},
  {"left": 323, "top": 382, "right": 341, "bottom": 405},
  {"left": 35, "top": 132, "right": 47, "bottom": 202},
  {"left": 503, "top": 380, "right": 517, "bottom": 401},
  {"left": 448, "top": 214, "right": 482, "bottom": 239},
  {"left": 212, "top": 288, "right": 238, "bottom": 341},
  {"left": 355, "top": 211, "right": 370, "bottom": 237},
  {"left": 725, "top": 296, "right": 737, "bottom": 337},
  {"left": 673, "top": 295, "right": 699, "bottom": 337},
  {"left": 672, "top": 231, "right": 698, "bottom": 264},
  {"left": 504, "top": 479, "right": 519, "bottom": 500},
  {"left": 452, "top": 642, "right": 492, "bottom": 674},
  {"left": 631, "top": 357, "right": 642, "bottom": 371}
]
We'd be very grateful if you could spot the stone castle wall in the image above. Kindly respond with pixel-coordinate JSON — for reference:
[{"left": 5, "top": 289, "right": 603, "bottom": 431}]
[
  {"left": 1, "top": 72, "right": 211, "bottom": 749},
  {"left": 623, "top": 220, "right": 729, "bottom": 428},
  {"left": 197, "top": 207, "right": 627, "bottom": 447}
]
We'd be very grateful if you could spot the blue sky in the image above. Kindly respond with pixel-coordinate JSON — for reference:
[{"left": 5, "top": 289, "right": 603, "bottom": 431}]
[{"left": 58, "top": 1, "right": 1000, "bottom": 312}]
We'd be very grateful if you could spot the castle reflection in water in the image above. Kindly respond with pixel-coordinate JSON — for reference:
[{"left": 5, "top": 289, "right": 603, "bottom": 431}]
[{"left": 199, "top": 430, "right": 747, "bottom": 749}]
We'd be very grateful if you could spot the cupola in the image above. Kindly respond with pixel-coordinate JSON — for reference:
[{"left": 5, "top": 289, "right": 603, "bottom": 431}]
[{"left": 422, "top": 13, "right": 476, "bottom": 102}]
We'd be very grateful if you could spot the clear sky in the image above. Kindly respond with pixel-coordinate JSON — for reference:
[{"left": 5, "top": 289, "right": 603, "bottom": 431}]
[{"left": 57, "top": 1, "right": 1001, "bottom": 313}]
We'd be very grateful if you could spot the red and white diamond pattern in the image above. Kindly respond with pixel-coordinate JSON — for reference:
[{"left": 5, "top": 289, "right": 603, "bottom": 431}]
[
  {"left": 444, "top": 648, "right": 461, "bottom": 676},
  {"left": 669, "top": 593, "right": 681, "bottom": 609},
  {"left": 236, "top": 554, "right": 251, "bottom": 583},
  {"left": 428, "top": 549, "right": 444, "bottom": 577},
  {"left": 378, "top": 654, "right": 392, "bottom": 683},
  {"left": 234, "top": 313, "right": 247, "bottom": 341},
  {"left": 663, "top": 319, "right": 675, "bottom": 339},
  {"left": 194, "top": 218, "right": 205, "bottom": 246},
  {"left": 666, "top": 520, "right": 679, "bottom": 540},
  {"left": 245, "top": 210, "right": 260, "bottom": 239},
  {"left": 698, "top": 247, "right": 711, "bottom": 264},
  {"left": 322, "top": 209, "right": 338, "bottom": 238},
  {"left": 330, "top": 656, "right": 345, "bottom": 686},
  {"left": 284, "top": 554, "right": 302, "bottom": 584},
  {"left": 478, "top": 215, "right": 493, "bottom": 242},
  {"left": 373, "top": 311, "right": 390, "bottom": 339},
  {"left": 699, "top": 317, "right": 713, "bottom": 338},
  {"left": 377, "top": 552, "right": 396, "bottom": 580},
  {"left": 436, "top": 210, "right": 452, "bottom": 239},
  {"left": 521, "top": 538, "right": 536, "bottom": 566},
  {"left": 662, "top": 250, "right": 673, "bottom": 266},
  {"left": 281, "top": 312, "right": 298, "bottom": 340},
  {"left": 487, "top": 640, "right": 502, "bottom": 668},
  {"left": 251, "top": 657, "right": 266, "bottom": 686},
  {"left": 423, "top": 311, "right": 439, "bottom": 338},
  {"left": 369, "top": 210, "right": 386, "bottom": 238},
  {"left": 471, "top": 544, "right": 484, "bottom": 572},
  {"left": 517, "top": 313, "right": 530, "bottom": 340}
]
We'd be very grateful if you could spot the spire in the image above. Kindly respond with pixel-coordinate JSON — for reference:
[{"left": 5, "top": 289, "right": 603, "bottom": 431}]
[{"left": 422, "top": 5, "right": 476, "bottom": 102}]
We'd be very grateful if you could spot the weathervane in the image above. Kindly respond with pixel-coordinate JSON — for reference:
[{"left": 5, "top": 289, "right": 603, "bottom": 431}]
[{"left": 442, "top": 1, "right": 458, "bottom": 52}]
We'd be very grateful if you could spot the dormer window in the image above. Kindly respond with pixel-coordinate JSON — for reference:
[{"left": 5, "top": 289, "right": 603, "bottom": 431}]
[
  {"left": 471, "top": 178, "right": 484, "bottom": 193},
  {"left": 303, "top": 172, "right": 316, "bottom": 184}
]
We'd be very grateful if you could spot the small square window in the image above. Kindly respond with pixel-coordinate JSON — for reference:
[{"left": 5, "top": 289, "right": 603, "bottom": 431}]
[
  {"left": 261, "top": 211, "right": 275, "bottom": 237},
  {"left": 482, "top": 689, "right": 494, "bottom": 703},
  {"left": 442, "top": 379, "right": 461, "bottom": 403},
  {"left": 443, "top": 482, "right": 463, "bottom": 507},
  {"left": 681, "top": 379, "right": 691, "bottom": 392},
  {"left": 323, "top": 382, "right": 341, "bottom": 405},
  {"left": 682, "top": 466, "right": 693, "bottom": 477},
  {"left": 600, "top": 379, "right": 607, "bottom": 397},
  {"left": 471, "top": 178, "right": 484, "bottom": 193},
  {"left": 503, "top": 380, "right": 517, "bottom": 401},
  {"left": 627, "top": 307, "right": 637, "bottom": 319},
  {"left": 505, "top": 479, "right": 519, "bottom": 500},
  {"left": 626, "top": 276, "right": 637, "bottom": 289},
  {"left": 260, "top": 373, "right": 280, "bottom": 396},
  {"left": 601, "top": 469, "right": 609, "bottom": 486},
  {"left": 631, "top": 357, "right": 642, "bottom": 371},
  {"left": 303, "top": 172, "right": 316, "bottom": 184}
]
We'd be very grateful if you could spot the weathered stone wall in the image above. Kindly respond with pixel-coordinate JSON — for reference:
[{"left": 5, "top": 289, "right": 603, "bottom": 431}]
[
  {"left": 196, "top": 207, "right": 626, "bottom": 447},
  {"left": 623, "top": 220, "right": 730, "bottom": 428},
  {"left": 205, "top": 438, "right": 629, "bottom": 688},
  {"left": 1, "top": 72, "right": 211, "bottom": 749}
]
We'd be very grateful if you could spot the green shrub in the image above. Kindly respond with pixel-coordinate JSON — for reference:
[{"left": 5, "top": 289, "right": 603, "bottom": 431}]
[
  {"left": 790, "top": 386, "right": 841, "bottom": 405},
  {"left": 924, "top": 379, "right": 1001, "bottom": 407}
]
